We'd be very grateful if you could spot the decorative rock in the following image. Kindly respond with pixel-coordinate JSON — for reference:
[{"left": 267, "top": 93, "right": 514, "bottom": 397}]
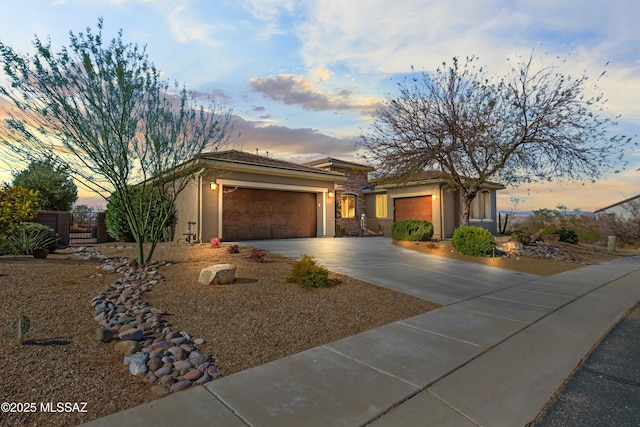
[
  {"left": 170, "top": 380, "right": 192, "bottom": 393},
  {"left": 147, "top": 358, "right": 163, "bottom": 372},
  {"left": 129, "top": 360, "right": 148, "bottom": 376},
  {"left": 170, "top": 336, "right": 188, "bottom": 345},
  {"left": 167, "top": 346, "right": 185, "bottom": 360},
  {"left": 195, "top": 372, "right": 211, "bottom": 385},
  {"left": 151, "top": 385, "right": 171, "bottom": 397},
  {"left": 198, "top": 264, "right": 236, "bottom": 285},
  {"left": 154, "top": 365, "right": 173, "bottom": 377},
  {"left": 173, "top": 360, "right": 193, "bottom": 371},
  {"left": 194, "top": 338, "right": 205, "bottom": 345},
  {"left": 119, "top": 328, "right": 144, "bottom": 341},
  {"left": 184, "top": 369, "right": 202, "bottom": 381},
  {"left": 114, "top": 340, "right": 140, "bottom": 355},
  {"left": 143, "top": 372, "right": 158, "bottom": 384},
  {"left": 159, "top": 374, "right": 174, "bottom": 385},
  {"left": 123, "top": 352, "right": 149, "bottom": 367},
  {"left": 96, "top": 327, "right": 114, "bottom": 343}
]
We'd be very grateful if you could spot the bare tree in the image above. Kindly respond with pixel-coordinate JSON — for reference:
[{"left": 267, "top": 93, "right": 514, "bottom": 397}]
[
  {"left": 360, "top": 55, "right": 631, "bottom": 227},
  {"left": 0, "top": 19, "right": 232, "bottom": 263}
]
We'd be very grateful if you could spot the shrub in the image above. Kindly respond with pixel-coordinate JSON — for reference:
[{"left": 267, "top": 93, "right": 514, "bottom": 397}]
[
  {"left": 210, "top": 237, "right": 221, "bottom": 248},
  {"left": 105, "top": 186, "right": 175, "bottom": 242},
  {"left": 226, "top": 244, "right": 240, "bottom": 254},
  {"left": 557, "top": 227, "right": 579, "bottom": 244},
  {"left": 510, "top": 231, "right": 531, "bottom": 245},
  {"left": 452, "top": 226, "right": 496, "bottom": 257},
  {"left": 0, "top": 185, "right": 39, "bottom": 243},
  {"left": 392, "top": 220, "right": 434, "bottom": 241},
  {"left": 250, "top": 249, "right": 266, "bottom": 262},
  {"left": 286, "top": 254, "right": 329, "bottom": 288},
  {"left": 1, "top": 222, "right": 58, "bottom": 255}
]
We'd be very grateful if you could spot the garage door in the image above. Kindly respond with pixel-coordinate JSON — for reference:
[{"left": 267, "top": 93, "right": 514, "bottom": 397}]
[
  {"left": 223, "top": 188, "right": 317, "bottom": 240},
  {"left": 394, "top": 196, "right": 433, "bottom": 223}
]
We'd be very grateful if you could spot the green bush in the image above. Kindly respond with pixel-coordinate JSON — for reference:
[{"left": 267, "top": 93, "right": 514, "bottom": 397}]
[
  {"left": 105, "top": 186, "right": 175, "bottom": 242},
  {"left": 286, "top": 254, "right": 330, "bottom": 288},
  {"left": 452, "top": 226, "right": 496, "bottom": 257},
  {"left": 392, "top": 220, "right": 434, "bottom": 241},
  {"left": 511, "top": 231, "right": 531, "bottom": 245},
  {"left": 557, "top": 227, "right": 579, "bottom": 244},
  {"left": 1, "top": 222, "right": 58, "bottom": 255}
]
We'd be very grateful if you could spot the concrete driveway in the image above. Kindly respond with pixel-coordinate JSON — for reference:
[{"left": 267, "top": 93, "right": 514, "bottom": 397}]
[{"left": 242, "top": 236, "right": 541, "bottom": 305}]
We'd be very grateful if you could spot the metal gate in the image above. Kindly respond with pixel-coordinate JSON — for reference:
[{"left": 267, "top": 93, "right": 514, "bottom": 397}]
[{"left": 70, "top": 211, "right": 98, "bottom": 245}]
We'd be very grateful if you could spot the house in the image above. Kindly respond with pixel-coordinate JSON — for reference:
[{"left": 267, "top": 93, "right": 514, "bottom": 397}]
[
  {"left": 302, "top": 158, "right": 375, "bottom": 236},
  {"left": 363, "top": 172, "right": 505, "bottom": 239},
  {"left": 594, "top": 194, "right": 640, "bottom": 220},
  {"left": 172, "top": 150, "right": 504, "bottom": 242},
  {"left": 172, "top": 150, "right": 344, "bottom": 241}
]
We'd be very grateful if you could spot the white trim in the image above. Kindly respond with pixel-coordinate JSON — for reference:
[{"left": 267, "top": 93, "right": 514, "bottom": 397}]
[
  {"left": 216, "top": 179, "right": 328, "bottom": 193},
  {"left": 215, "top": 179, "right": 331, "bottom": 239},
  {"left": 389, "top": 191, "right": 433, "bottom": 199}
]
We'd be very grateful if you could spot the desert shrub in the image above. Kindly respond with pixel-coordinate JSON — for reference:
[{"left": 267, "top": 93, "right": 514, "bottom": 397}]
[
  {"left": 286, "top": 254, "right": 329, "bottom": 288},
  {"left": 0, "top": 185, "right": 39, "bottom": 244},
  {"left": 452, "top": 226, "right": 496, "bottom": 257},
  {"left": 250, "top": 249, "right": 266, "bottom": 262},
  {"left": 105, "top": 186, "right": 175, "bottom": 242},
  {"left": 392, "top": 220, "right": 434, "bottom": 241},
  {"left": 210, "top": 237, "right": 221, "bottom": 248},
  {"left": 510, "top": 231, "right": 531, "bottom": 245},
  {"left": 1, "top": 222, "right": 58, "bottom": 255},
  {"left": 556, "top": 227, "right": 579, "bottom": 244},
  {"left": 519, "top": 208, "right": 558, "bottom": 235},
  {"left": 226, "top": 244, "right": 240, "bottom": 254}
]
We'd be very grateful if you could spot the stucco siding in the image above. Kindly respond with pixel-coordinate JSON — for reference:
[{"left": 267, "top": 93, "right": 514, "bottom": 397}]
[{"left": 173, "top": 176, "right": 201, "bottom": 241}]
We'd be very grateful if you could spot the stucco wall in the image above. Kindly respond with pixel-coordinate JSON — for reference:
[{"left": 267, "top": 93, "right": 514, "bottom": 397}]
[{"left": 172, "top": 176, "right": 201, "bottom": 242}]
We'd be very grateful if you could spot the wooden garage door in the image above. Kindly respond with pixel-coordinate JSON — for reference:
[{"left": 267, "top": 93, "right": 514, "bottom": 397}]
[
  {"left": 394, "top": 196, "right": 433, "bottom": 223},
  {"left": 223, "top": 188, "right": 317, "bottom": 240}
]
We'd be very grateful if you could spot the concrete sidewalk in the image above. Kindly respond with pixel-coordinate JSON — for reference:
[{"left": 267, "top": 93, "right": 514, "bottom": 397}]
[{"left": 82, "top": 240, "right": 640, "bottom": 426}]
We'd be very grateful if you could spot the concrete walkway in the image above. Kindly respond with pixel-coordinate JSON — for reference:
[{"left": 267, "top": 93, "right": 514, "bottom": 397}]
[{"left": 82, "top": 238, "right": 640, "bottom": 426}]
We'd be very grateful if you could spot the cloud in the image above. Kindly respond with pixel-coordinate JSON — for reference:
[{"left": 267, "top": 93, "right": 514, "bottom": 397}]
[
  {"left": 249, "top": 73, "right": 381, "bottom": 114},
  {"left": 228, "top": 114, "right": 359, "bottom": 161}
]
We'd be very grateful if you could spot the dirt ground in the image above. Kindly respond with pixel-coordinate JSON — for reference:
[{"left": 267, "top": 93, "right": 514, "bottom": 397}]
[
  {"left": 394, "top": 237, "right": 636, "bottom": 276},
  {"left": 0, "top": 242, "right": 438, "bottom": 426}
]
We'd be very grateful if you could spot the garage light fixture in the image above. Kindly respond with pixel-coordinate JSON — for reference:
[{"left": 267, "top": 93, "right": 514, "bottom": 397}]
[
  {"left": 210, "top": 181, "right": 218, "bottom": 191},
  {"left": 432, "top": 193, "right": 438, "bottom": 200},
  {"left": 328, "top": 191, "right": 334, "bottom": 198}
]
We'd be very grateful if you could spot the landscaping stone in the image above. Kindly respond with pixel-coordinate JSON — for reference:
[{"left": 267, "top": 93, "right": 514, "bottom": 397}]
[
  {"left": 85, "top": 247, "right": 218, "bottom": 395},
  {"left": 198, "top": 263, "right": 236, "bottom": 285},
  {"left": 151, "top": 385, "right": 170, "bottom": 397},
  {"left": 114, "top": 340, "right": 140, "bottom": 355},
  {"left": 96, "top": 327, "right": 114, "bottom": 343}
]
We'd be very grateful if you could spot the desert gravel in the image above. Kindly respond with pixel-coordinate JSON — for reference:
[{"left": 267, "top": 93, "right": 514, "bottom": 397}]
[{"left": 0, "top": 242, "right": 439, "bottom": 426}]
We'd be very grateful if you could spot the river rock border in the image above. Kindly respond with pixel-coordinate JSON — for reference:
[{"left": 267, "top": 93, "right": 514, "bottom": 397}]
[{"left": 75, "top": 247, "right": 221, "bottom": 397}]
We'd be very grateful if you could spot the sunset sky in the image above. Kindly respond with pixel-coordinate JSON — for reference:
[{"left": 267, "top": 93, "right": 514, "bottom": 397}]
[{"left": 0, "top": 0, "right": 638, "bottom": 212}]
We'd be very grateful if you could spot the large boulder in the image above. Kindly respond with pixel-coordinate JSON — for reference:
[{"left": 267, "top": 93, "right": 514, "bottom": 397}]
[{"left": 198, "top": 264, "right": 236, "bottom": 285}]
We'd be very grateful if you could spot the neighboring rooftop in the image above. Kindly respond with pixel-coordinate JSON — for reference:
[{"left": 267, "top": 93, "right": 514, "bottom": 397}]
[
  {"left": 594, "top": 194, "right": 640, "bottom": 214},
  {"left": 303, "top": 157, "right": 375, "bottom": 172}
]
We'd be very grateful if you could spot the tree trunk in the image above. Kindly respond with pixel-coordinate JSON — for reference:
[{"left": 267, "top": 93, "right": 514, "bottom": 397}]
[{"left": 459, "top": 189, "right": 478, "bottom": 228}]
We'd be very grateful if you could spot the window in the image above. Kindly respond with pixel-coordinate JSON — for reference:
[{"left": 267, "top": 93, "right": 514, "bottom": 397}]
[
  {"left": 341, "top": 194, "right": 356, "bottom": 218},
  {"left": 375, "top": 194, "right": 388, "bottom": 218},
  {"left": 470, "top": 191, "right": 492, "bottom": 219}
]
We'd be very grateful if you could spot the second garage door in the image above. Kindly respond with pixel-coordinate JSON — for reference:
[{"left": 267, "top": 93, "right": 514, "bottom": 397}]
[
  {"left": 223, "top": 188, "right": 317, "bottom": 240},
  {"left": 394, "top": 195, "right": 433, "bottom": 223}
]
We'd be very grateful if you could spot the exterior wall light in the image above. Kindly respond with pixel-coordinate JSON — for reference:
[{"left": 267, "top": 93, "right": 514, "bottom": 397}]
[
  {"left": 432, "top": 193, "right": 438, "bottom": 200},
  {"left": 210, "top": 181, "right": 218, "bottom": 191},
  {"left": 328, "top": 191, "right": 334, "bottom": 198}
]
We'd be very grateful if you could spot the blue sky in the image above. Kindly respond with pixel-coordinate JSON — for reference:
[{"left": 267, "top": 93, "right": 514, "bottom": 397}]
[{"left": 0, "top": 0, "right": 638, "bottom": 211}]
